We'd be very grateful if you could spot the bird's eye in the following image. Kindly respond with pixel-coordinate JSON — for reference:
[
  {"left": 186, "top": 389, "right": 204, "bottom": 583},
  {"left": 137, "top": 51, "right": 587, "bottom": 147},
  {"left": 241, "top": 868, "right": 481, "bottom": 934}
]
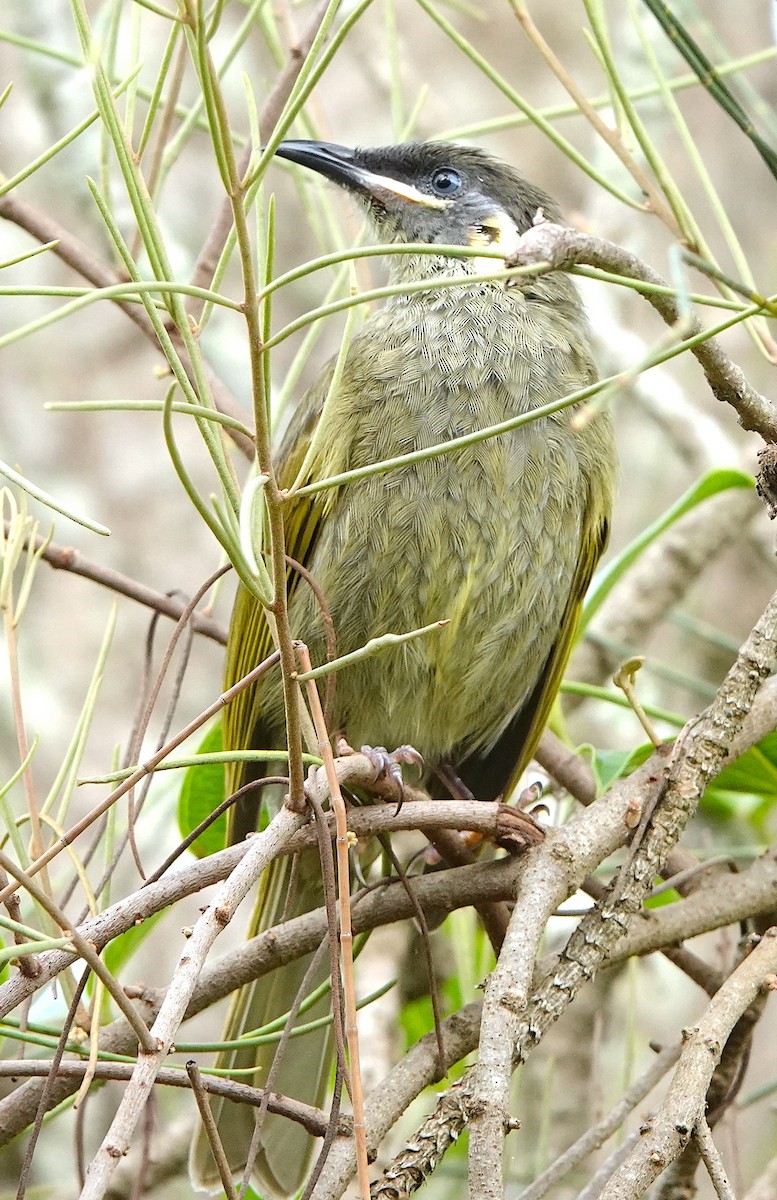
[{"left": 430, "top": 168, "right": 462, "bottom": 196}]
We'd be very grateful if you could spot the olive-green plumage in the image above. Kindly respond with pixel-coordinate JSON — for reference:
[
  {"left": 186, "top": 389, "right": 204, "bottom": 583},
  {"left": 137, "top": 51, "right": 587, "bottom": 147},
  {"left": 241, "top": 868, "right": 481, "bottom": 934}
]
[{"left": 190, "top": 140, "right": 617, "bottom": 1196}]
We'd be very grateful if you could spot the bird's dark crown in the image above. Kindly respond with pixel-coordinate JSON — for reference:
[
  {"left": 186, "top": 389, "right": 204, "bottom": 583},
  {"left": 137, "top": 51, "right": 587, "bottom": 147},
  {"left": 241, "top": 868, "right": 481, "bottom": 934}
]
[{"left": 275, "top": 140, "right": 561, "bottom": 254}]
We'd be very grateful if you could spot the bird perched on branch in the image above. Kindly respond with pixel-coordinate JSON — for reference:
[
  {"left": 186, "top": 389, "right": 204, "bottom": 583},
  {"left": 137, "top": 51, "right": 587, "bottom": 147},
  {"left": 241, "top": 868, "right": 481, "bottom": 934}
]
[{"left": 190, "top": 140, "right": 617, "bottom": 1196}]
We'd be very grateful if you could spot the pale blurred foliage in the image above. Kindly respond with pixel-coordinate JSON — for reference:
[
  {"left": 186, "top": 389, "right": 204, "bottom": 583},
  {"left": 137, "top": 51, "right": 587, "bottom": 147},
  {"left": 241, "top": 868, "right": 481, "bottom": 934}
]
[{"left": 1, "top": 1, "right": 777, "bottom": 1196}]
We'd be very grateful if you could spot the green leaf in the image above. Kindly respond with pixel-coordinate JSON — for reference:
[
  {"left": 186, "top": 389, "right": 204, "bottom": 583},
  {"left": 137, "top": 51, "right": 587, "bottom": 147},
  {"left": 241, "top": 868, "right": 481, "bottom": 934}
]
[
  {"left": 644, "top": 887, "right": 681, "bottom": 909},
  {"left": 578, "top": 742, "right": 654, "bottom": 795},
  {"left": 399, "top": 994, "right": 435, "bottom": 1051},
  {"left": 581, "top": 468, "right": 754, "bottom": 634},
  {"left": 702, "top": 732, "right": 777, "bottom": 829},
  {"left": 177, "top": 722, "right": 228, "bottom": 857},
  {"left": 639, "top": 0, "right": 777, "bottom": 185}
]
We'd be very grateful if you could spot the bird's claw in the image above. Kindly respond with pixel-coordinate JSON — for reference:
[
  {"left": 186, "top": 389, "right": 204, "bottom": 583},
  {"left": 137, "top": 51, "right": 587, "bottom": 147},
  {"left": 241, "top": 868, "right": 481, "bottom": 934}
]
[{"left": 359, "top": 743, "right": 424, "bottom": 809}]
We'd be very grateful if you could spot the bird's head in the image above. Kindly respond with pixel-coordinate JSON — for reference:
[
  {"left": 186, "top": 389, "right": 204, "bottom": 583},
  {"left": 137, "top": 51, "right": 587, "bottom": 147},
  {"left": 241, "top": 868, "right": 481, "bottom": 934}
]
[{"left": 275, "top": 139, "right": 560, "bottom": 275}]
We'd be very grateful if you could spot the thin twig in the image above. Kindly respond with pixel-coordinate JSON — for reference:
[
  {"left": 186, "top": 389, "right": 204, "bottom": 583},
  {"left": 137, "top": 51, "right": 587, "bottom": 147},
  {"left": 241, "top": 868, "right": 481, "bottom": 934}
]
[
  {"left": 508, "top": 0, "right": 684, "bottom": 238},
  {"left": 2, "top": 881, "right": 41, "bottom": 980},
  {"left": 145, "top": 775, "right": 289, "bottom": 883},
  {"left": 122, "top": 566, "right": 229, "bottom": 880},
  {"left": 0, "top": 1060, "right": 340, "bottom": 1135},
  {"left": 292, "top": 791, "right": 349, "bottom": 1198},
  {"left": 390, "top": 586, "right": 777, "bottom": 1198},
  {"left": 5, "top": 523, "right": 229, "bottom": 644},
  {"left": 78, "top": 802, "right": 306, "bottom": 1199},
  {"left": 573, "top": 1129, "right": 645, "bottom": 1200},
  {"left": 298, "top": 642, "right": 371, "bottom": 1198},
  {"left": 15, "top": 966, "right": 90, "bottom": 1200},
  {"left": 0, "top": 850, "right": 157, "bottom": 1054},
  {"left": 695, "top": 1118, "right": 737, "bottom": 1200},
  {"left": 0, "top": 651, "right": 282, "bottom": 904},
  {"left": 186, "top": 1060, "right": 239, "bottom": 1200},
  {"left": 598, "top": 930, "right": 777, "bottom": 1200},
  {"left": 3, "top": 842, "right": 777, "bottom": 1154},
  {"left": 517, "top": 1041, "right": 682, "bottom": 1200}
]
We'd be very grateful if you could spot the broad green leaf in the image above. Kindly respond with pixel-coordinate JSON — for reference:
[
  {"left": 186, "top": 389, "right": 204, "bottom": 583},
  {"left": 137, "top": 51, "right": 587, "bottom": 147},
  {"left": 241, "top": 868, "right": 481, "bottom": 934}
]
[
  {"left": 578, "top": 742, "right": 654, "bottom": 795},
  {"left": 580, "top": 468, "right": 754, "bottom": 634},
  {"left": 644, "top": 888, "right": 681, "bottom": 909},
  {"left": 177, "top": 722, "right": 228, "bottom": 857},
  {"left": 702, "top": 732, "right": 777, "bottom": 829}
]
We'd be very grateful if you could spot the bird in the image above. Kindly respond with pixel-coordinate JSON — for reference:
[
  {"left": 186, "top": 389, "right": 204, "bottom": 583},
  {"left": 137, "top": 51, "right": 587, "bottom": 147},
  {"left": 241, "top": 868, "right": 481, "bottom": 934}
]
[{"left": 189, "top": 139, "right": 617, "bottom": 1196}]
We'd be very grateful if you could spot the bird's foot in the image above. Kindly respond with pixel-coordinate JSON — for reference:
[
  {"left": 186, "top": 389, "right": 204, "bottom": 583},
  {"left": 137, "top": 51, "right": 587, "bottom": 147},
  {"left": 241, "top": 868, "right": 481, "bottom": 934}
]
[
  {"left": 434, "top": 762, "right": 476, "bottom": 802},
  {"left": 335, "top": 737, "right": 424, "bottom": 807}
]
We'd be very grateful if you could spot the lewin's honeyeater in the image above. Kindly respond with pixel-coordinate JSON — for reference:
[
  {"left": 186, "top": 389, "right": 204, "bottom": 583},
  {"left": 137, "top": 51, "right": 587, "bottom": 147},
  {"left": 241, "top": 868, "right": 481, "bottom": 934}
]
[{"left": 190, "top": 140, "right": 617, "bottom": 1196}]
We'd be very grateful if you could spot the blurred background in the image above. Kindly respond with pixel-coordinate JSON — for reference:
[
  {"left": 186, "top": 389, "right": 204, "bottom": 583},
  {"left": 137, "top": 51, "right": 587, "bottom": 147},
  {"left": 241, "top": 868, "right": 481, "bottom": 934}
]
[{"left": 1, "top": 1, "right": 777, "bottom": 1195}]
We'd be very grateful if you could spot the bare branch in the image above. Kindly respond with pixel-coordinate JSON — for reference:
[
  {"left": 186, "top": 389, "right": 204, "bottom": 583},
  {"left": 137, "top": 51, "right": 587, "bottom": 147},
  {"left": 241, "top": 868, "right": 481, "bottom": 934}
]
[
  {"left": 186, "top": 1061, "right": 239, "bottom": 1200},
  {"left": 598, "top": 930, "right": 777, "bottom": 1200},
  {"left": 0, "top": 1060, "right": 340, "bottom": 1137},
  {"left": 8, "top": 523, "right": 229, "bottom": 644},
  {"left": 79, "top": 803, "right": 306, "bottom": 1199},
  {"left": 517, "top": 1042, "right": 683, "bottom": 1200},
  {"left": 695, "top": 1118, "right": 737, "bottom": 1200},
  {"left": 508, "top": 221, "right": 777, "bottom": 442},
  {"left": 0, "top": 795, "right": 542, "bottom": 1019},
  {"left": 379, "top": 586, "right": 777, "bottom": 1199}
]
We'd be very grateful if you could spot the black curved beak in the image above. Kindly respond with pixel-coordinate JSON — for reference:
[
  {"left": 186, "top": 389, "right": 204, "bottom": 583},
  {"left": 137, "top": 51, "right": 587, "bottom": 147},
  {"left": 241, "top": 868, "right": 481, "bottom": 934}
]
[
  {"left": 275, "top": 139, "right": 449, "bottom": 209},
  {"left": 275, "top": 140, "right": 369, "bottom": 191}
]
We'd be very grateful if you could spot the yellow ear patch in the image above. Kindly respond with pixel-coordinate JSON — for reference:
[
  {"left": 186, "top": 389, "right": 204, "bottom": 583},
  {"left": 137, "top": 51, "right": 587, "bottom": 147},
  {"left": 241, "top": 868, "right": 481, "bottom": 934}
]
[{"left": 467, "top": 208, "right": 521, "bottom": 273}]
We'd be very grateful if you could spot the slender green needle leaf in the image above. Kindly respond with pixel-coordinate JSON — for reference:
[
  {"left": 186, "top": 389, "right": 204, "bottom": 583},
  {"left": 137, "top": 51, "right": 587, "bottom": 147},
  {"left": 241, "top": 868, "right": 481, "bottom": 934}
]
[
  {"left": 639, "top": 0, "right": 777, "bottom": 183},
  {"left": 561, "top": 681, "right": 686, "bottom": 727},
  {"left": 45, "top": 400, "right": 254, "bottom": 440},
  {"left": 0, "top": 242, "right": 60, "bottom": 271},
  {"left": 0, "top": 461, "right": 110, "bottom": 535}
]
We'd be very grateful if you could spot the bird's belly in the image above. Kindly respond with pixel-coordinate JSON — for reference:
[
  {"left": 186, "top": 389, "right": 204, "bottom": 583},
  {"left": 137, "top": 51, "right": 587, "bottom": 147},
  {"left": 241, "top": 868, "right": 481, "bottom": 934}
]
[{"left": 291, "top": 425, "right": 583, "bottom": 762}]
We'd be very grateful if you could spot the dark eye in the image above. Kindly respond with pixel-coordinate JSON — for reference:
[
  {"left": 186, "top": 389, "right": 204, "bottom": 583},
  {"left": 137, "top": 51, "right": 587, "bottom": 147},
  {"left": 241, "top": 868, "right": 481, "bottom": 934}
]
[{"left": 430, "top": 167, "right": 462, "bottom": 196}]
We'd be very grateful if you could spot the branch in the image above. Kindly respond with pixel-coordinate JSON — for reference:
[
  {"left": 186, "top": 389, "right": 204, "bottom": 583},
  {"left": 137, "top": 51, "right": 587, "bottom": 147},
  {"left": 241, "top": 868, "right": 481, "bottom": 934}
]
[
  {"left": 2, "top": 774, "right": 776, "bottom": 1156},
  {"left": 79, "top": 803, "right": 306, "bottom": 1198},
  {"left": 0, "top": 794, "right": 540, "bottom": 1020},
  {"left": 508, "top": 221, "right": 777, "bottom": 442},
  {"left": 315, "top": 1002, "right": 484, "bottom": 1199},
  {"left": 376, "top": 586, "right": 777, "bottom": 1199},
  {"left": 517, "top": 1042, "right": 682, "bottom": 1200},
  {"left": 598, "top": 930, "right": 777, "bottom": 1200},
  {"left": 0, "top": 1060, "right": 340, "bottom": 1138},
  {"left": 2, "top": 828, "right": 777, "bottom": 1155},
  {"left": 694, "top": 1118, "right": 737, "bottom": 1200},
  {"left": 6, "top": 523, "right": 228, "bottom": 644},
  {"left": 607, "top": 844, "right": 777, "bottom": 965},
  {"left": 653, "top": 958, "right": 767, "bottom": 1200}
]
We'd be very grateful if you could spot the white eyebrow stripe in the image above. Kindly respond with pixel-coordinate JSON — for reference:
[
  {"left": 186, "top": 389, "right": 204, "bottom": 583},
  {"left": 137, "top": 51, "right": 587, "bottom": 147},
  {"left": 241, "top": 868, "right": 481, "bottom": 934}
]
[{"left": 357, "top": 170, "right": 452, "bottom": 209}]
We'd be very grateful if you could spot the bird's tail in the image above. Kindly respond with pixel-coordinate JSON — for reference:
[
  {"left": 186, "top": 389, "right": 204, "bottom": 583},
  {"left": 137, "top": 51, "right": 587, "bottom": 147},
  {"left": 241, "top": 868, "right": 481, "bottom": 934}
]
[{"left": 189, "top": 850, "right": 332, "bottom": 1196}]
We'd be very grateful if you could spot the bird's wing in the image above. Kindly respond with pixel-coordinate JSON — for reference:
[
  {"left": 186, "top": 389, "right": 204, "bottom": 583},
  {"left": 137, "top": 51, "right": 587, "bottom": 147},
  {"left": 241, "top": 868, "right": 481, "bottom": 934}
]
[
  {"left": 457, "top": 500, "right": 610, "bottom": 801},
  {"left": 223, "top": 368, "right": 334, "bottom": 813}
]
